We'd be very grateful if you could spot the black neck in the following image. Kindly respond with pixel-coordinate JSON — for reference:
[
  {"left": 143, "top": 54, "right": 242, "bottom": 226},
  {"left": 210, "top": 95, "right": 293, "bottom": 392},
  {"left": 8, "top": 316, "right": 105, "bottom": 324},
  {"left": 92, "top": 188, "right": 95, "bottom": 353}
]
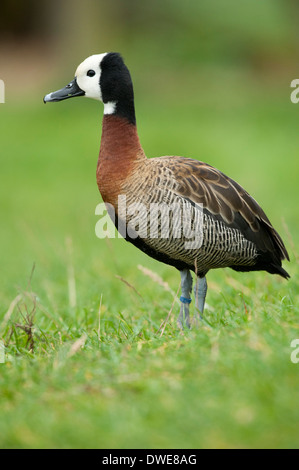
[
  {"left": 113, "top": 95, "right": 136, "bottom": 126},
  {"left": 100, "top": 53, "right": 136, "bottom": 126}
]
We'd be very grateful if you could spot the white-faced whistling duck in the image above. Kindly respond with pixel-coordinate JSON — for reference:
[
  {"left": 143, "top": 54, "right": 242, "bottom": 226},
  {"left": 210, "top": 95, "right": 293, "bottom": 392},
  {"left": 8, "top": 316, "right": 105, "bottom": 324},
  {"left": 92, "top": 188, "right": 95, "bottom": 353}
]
[{"left": 44, "top": 53, "right": 290, "bottom": 328}]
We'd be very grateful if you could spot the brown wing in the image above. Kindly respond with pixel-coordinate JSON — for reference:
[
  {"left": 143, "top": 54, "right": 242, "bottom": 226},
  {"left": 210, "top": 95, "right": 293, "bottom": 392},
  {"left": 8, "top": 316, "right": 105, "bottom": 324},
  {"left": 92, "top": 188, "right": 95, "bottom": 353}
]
[{"left": 164, "top": 157, "right": 289, "bottom": 264}]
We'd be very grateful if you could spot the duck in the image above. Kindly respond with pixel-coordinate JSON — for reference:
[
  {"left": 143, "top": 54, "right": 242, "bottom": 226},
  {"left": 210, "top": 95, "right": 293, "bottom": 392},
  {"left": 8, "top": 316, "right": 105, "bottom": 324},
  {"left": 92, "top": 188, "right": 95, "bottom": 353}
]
[{"left": 44, "top": 52, "right": 290, "bottom": 328}]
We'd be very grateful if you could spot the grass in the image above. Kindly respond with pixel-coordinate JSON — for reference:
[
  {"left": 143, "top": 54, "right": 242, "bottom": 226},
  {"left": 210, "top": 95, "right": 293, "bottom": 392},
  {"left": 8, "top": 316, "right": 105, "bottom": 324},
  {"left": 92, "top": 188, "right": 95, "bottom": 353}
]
[{"left": 0, "top": 68, "right": 299, "bottom": 448}]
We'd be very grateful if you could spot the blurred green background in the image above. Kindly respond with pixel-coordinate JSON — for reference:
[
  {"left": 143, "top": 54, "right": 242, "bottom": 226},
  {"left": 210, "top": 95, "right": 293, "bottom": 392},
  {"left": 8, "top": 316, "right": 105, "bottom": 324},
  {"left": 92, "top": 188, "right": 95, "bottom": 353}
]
[{"left": 0, "top": 0, "right": 299, "bottom": 449}]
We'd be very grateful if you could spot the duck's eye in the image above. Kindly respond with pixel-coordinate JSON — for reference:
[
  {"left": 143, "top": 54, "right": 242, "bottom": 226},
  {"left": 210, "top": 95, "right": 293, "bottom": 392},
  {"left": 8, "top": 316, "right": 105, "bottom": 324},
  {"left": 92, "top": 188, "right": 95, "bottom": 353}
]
[{"left": 87, "top": 69, "right": 96, "bottom": 77}]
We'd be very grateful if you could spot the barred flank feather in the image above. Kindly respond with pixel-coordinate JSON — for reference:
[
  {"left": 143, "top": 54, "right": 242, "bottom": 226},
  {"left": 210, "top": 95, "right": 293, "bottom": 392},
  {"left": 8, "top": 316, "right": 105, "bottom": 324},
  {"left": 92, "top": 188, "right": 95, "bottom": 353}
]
[{"left": 110, "top": 150, "right": 289, "bottom": 279}]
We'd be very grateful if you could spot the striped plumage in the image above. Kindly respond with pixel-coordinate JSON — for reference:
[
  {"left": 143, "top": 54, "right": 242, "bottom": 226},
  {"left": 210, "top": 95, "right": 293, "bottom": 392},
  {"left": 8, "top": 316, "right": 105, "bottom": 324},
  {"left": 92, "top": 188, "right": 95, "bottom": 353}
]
[{"left": 44, "top": 52, "right": 290, "bottom": 328}]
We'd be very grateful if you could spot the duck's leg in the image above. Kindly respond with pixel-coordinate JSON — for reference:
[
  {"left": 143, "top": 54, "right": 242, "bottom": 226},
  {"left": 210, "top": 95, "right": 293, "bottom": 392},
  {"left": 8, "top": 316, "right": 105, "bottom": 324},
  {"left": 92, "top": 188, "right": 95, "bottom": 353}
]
[
  {"left": 178, "top": 269, "right": 193, "bottom": 329},
  {"left": 194, "top": 276, "right": 207, "bottom": 322}
]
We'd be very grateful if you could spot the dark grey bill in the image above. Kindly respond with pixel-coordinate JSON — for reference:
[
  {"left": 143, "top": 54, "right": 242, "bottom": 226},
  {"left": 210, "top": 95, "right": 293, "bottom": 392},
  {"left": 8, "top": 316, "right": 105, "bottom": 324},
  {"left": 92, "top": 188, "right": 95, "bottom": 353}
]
[{"left": 43, "top": 78, "right": 85, "bottom": 103}]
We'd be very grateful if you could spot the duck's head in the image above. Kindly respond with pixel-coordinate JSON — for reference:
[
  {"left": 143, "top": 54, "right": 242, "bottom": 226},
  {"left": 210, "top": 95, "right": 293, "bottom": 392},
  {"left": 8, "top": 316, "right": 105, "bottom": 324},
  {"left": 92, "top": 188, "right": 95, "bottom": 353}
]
[{"left": 44, "top": 52, "right": 136, "bottom": 124}]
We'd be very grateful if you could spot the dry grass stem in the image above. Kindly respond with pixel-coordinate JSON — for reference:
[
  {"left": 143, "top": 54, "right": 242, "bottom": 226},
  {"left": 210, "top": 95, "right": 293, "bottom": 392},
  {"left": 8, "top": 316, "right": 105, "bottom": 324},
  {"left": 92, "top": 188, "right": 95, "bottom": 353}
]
[
  {"left": 159, "top": 282, "right": 181, "bottom": 337},
  {"left": 67, "top": 333, "right": 87, "bottom": 358},
  {"left": 137, "top": 264, "right": 178, "bottom": 302},
  {"left": 115, "top": 275, "right": 143, "bottom": 299}
]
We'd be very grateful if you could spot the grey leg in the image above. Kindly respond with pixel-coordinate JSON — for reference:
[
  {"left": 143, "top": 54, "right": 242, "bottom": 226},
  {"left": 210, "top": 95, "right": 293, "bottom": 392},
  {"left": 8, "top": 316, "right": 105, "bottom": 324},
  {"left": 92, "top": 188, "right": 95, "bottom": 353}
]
[
  {"left": 194, "top": 276, "right": 207, "bottom": 321},
  {"left": 178, "top": 269, "right": 193, "bottom": 329}
]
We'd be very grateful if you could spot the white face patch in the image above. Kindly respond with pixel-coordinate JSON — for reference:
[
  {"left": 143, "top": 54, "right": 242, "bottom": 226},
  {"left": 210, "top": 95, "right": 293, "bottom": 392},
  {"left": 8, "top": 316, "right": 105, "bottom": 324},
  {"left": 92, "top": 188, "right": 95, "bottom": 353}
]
[{"left": 75, "top": 53, "right": 108, "bottom": 102}]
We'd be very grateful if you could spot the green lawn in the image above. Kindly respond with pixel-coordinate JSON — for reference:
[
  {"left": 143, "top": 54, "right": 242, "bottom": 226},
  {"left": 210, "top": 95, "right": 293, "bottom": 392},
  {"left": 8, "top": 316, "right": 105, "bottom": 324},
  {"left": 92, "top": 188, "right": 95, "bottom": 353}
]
[{"left": 0, "top": 71, "right": 299, "bottom": 448}]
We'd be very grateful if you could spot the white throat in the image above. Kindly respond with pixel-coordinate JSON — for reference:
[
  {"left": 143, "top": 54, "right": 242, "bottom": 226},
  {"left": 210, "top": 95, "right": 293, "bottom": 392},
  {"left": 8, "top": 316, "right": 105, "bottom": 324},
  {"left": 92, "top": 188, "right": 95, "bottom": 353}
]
[{"left": 104, "top": 101, "right": 117, "bottom": 115}]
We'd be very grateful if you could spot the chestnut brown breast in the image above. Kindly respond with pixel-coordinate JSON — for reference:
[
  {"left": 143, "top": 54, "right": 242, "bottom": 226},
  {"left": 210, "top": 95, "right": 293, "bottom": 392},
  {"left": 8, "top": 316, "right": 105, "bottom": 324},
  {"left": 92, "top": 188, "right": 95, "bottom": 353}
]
[{"left": 96, "top": 115, "right": 146, "bottom": 208}]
